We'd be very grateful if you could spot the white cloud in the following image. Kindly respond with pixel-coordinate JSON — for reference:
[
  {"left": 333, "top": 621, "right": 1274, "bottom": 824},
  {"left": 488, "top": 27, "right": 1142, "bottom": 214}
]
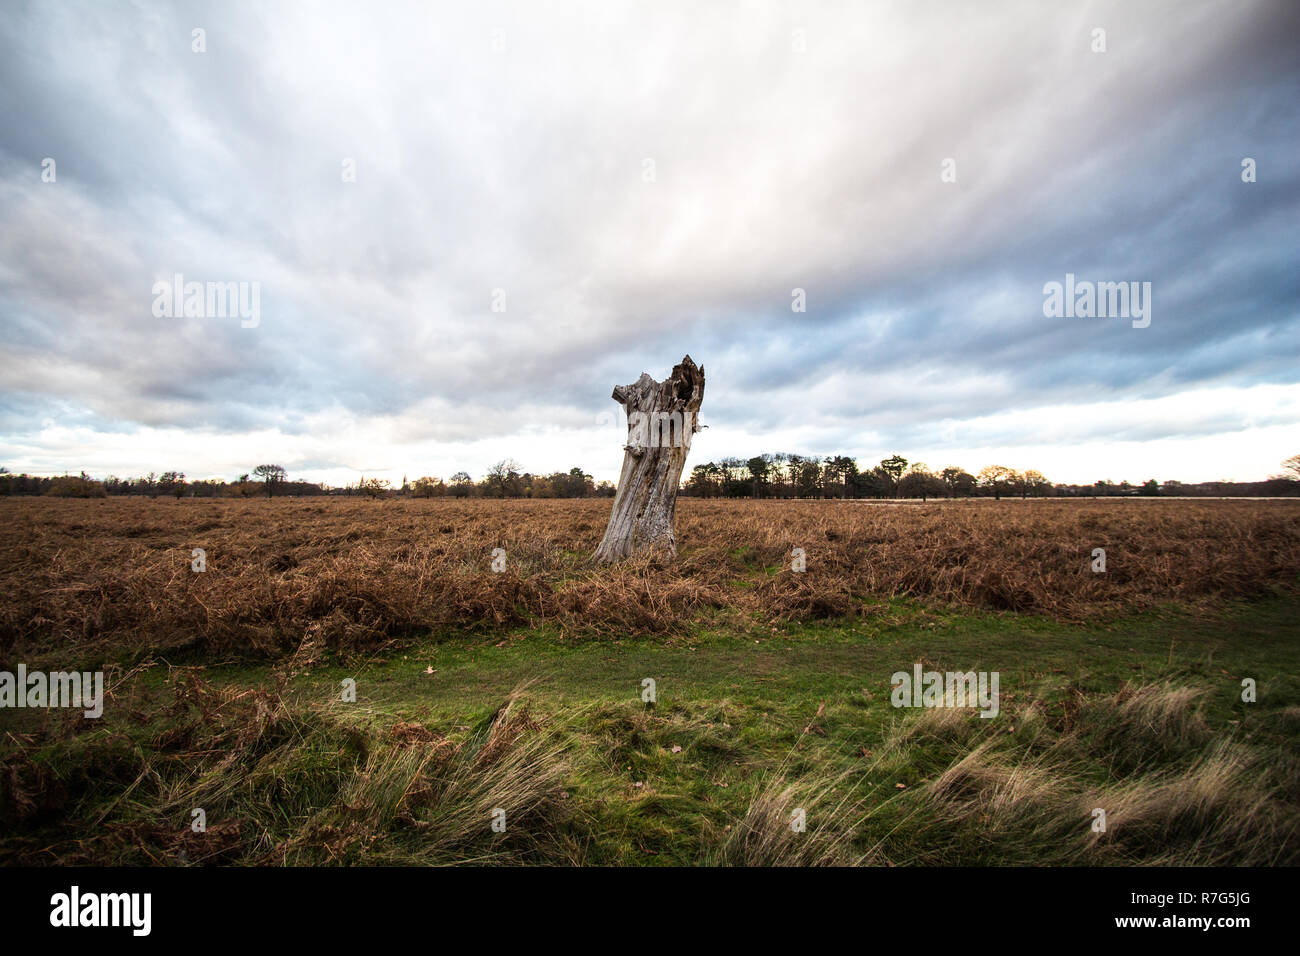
[{"left": 1, "top": 0, "right": 1297, "bottom": 483}]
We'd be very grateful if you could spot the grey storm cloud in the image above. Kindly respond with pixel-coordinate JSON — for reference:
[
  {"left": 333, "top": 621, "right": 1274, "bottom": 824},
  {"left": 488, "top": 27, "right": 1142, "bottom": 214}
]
[{"left": 0, "top": 0, "right": 1297, "bottom": 483}]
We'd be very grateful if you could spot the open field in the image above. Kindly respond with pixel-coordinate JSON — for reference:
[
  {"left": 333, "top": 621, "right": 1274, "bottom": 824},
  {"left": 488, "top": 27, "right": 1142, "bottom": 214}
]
[
  {"left": 3, "top": 497, "right": 1299, "bottom": 662},
  {"left": 2, "top": 497, "right": 1298, "bottom": 865}
]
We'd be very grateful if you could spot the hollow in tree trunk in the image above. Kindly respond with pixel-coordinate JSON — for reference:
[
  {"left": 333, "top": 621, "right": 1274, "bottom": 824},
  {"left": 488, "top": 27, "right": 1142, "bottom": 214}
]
[{"left": 593, "top": 355, "right": 705, "bottom": 563}]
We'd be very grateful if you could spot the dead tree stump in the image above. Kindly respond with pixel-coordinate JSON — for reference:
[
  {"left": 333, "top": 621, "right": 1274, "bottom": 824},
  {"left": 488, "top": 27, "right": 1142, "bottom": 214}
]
[{"left": 593, "top": 355, "right": 705, "bottom": 563}]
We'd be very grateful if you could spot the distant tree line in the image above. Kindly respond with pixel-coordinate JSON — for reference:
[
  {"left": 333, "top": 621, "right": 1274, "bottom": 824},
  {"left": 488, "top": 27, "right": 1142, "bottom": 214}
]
[
  {"left": 398, "top": 462, "right": 615, "bottom": 499},
  {"left": 0, "top": 466, "right": 329, "bottom": 499},
  {"left": 3, "top": 454, "right": 1296, "bottom": 501},
  {"left": 681, "top": 453, "right": 1300, "bottom": 499},
  {"left": 0, "top": 460, "right": 616, "bottom": 500}
]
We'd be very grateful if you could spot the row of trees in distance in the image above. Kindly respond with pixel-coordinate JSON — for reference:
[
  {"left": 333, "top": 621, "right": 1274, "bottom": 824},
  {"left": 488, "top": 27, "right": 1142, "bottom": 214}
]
[
  {"left": 683, "top": 453, "right": 1300, "bottom": 499},
  {"left": 4, "top": 455, "right": 1298, "bottom": 500},
  {"left": 0, "top": 461, "right": 615, "bottom": 499}
]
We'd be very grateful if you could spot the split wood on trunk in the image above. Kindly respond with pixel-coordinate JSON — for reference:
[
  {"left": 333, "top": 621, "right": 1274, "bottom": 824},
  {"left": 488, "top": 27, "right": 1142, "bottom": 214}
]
[{"left": 593, "top": 355, "right": 705, "bottom": 563}]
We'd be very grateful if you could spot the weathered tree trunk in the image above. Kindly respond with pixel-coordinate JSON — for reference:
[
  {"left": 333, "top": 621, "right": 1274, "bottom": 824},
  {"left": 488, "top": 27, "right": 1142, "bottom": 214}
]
[{"left": 593, "top": 355, "right": 705, "bottom": 563}]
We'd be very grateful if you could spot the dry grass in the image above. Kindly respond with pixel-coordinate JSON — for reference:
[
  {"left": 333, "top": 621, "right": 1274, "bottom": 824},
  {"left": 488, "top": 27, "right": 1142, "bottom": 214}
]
[
  {"left": 2, "top": 675, "right": 1296, "bottom": 866},
  {"left": 0, "top": 679, "right": 577, "bottom": 866},
  {"left": 709, "top": 772, "right": 879, "bottom": 866},
  {"left": 888, "top": 682, "right": 1300, "bottom": 865},
  {"left": 1, "top": 496, "right": 1297, "bottom": 662}
]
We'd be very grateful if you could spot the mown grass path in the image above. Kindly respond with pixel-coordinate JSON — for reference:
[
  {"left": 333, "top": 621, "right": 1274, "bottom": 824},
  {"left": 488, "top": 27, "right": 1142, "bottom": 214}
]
[{"left": 274, "top": 597, "right": 1296, "bottom": 726}]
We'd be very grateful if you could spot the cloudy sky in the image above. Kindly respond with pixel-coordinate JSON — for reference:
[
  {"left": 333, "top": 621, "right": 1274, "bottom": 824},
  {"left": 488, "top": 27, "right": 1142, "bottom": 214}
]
[{"left": 2, "top": 0, "right": 1297, "bottom": 487}]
